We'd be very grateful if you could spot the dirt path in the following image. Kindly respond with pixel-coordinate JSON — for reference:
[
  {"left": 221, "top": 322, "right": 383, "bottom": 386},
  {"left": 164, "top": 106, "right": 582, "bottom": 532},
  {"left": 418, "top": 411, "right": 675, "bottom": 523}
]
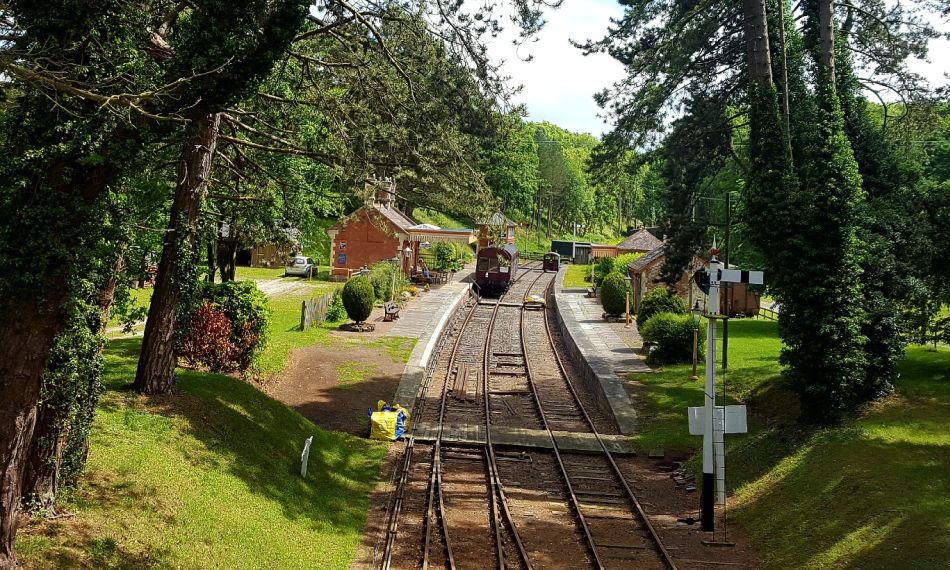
[
  {"left": 269, "top": 319, "right": 412, "bottom": 435},
  {"left": 251, "top": 276, "right": 316, "bottom": 297}
]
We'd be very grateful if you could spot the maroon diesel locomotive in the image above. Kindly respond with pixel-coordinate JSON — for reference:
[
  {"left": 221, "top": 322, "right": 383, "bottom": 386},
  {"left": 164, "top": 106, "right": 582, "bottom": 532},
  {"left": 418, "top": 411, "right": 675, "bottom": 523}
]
[{"left": 475, "top": 244, "right": 520, "bottom": 296}]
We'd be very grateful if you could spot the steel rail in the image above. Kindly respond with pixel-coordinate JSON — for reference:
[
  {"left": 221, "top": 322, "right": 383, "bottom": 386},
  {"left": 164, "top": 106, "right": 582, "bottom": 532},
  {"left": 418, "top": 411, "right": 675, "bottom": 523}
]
[
  {"left": 540, "top": 281, "right": 678, "bottom": 569},
  {"left": 381, "top": 260, "right": 543, "bottom": 570},
  {"left": 518, "top": 277, "right": 605, "bottom": 569},
  {"left": 420, "top": 262, "right": 539, "bottom": 570},
  {"left": 382, "top": 300, "right": 463, "bottom": 570},
  {"left": 479, "top": 267, "right": 548, "bottom": 570}
]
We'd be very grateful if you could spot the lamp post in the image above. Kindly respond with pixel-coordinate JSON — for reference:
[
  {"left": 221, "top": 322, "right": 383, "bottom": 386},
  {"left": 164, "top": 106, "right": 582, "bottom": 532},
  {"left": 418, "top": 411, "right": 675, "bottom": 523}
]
[
  {"left": 624, "top": 275, "right": 632, "bottom": 327},
  {"left": 690, "top": 301, "right": 702, "bottom": 381},
  {"left": 402, "top": 245, "right": 413, "bottom": 277}
]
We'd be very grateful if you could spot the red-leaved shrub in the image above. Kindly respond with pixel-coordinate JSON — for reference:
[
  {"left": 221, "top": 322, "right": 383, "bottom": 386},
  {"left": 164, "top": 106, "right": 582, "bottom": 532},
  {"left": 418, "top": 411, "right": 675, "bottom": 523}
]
[{"left": 180, "top": 301, "right": 236, "bottom": 372}]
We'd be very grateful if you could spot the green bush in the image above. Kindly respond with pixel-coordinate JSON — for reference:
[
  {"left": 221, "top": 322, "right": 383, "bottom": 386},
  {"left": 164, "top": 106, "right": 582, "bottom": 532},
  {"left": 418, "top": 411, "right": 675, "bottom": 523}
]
[
  {"left": 368, "top": 261, "right": 401, "bottom": 302},
  {"left": 432, "top": 242, "right": 455, "bottom": 271},
  {"left": 342, "top": 276, "right": 375, "bottom": 323},
  {"left": 593, "top": 256, "right": 615, "bottom": 286},
  {"left": 636, "top": 287, "right": 687, "bottom": 327},
  {"left": 640, "top": 312, "right": 703, "bottom": 365},
  {"left": 614, "top": 252, "right": 644, "bottom": 273},
  {"left": 600, "top": 272, "right": 629, "bottom": 317},
  {"left": 326, "top": 291, "right": 346, "bottom": 322},
  {"left": 180, "top": 281, "right": 270, "bottom": 371}
]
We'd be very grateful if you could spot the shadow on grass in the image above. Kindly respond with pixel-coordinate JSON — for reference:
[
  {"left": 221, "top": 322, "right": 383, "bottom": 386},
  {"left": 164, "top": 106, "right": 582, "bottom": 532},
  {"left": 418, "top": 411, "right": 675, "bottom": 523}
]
[
  {"left": 99, "top": 338, "right": 385, "bottom": 536},
  {"left": 731, "top": 433, "right": 949, "bottom": 569}
]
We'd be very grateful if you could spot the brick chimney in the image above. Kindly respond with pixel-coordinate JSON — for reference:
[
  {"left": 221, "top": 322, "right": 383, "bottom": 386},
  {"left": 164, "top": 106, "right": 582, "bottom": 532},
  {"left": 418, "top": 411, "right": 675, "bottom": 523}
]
[{"left": 371, "top": 177, "right": 396, "bottom": 208}]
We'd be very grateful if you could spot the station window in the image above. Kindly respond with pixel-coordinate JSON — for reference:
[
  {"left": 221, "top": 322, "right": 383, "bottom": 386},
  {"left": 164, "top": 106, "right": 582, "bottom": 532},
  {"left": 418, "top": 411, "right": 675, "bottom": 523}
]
[{"left": 337, "top": 253, "right": 347, "bottom": 265}]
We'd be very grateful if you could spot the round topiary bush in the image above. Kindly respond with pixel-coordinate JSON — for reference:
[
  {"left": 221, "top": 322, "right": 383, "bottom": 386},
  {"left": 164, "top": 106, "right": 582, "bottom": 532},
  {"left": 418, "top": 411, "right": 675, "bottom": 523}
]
[
  {"left": 600, "top": 272, "right": 628, "bottom": 317},
  {"left": 636, "top": 287, "right": 687, "bottom": 327},
  {"left": 640, "top": 312, "right": 704, "bottom": 365},
  {"left": 342, "top": 276, "right": 375, "bottom": 324}
]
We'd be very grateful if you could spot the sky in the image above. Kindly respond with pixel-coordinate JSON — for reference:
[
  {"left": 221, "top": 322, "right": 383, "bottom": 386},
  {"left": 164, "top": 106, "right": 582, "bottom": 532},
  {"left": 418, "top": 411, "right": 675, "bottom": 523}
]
[
  {"left": 486, "top": 1, "right": 950, "bottom": 139},
  {"left": 485, "top": 0, "right": 626, "bottom": 138}
]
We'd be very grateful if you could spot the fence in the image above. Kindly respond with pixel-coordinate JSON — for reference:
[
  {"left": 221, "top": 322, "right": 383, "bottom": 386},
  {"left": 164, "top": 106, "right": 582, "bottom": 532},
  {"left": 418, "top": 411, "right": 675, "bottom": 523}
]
[
  {"left": 756, "top": 306, "right": 779, "bottom": 321},
  {"left": 300, "top": 292, "right": 334, "bottom": 331}
]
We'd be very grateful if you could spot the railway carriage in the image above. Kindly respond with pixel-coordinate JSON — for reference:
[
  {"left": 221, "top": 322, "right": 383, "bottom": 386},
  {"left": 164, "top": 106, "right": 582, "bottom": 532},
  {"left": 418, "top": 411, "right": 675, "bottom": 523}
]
[
  {"left": 475, "top": 244, "right": 520, "bottom": 296},
  {"left": 542, "top": 251, "right": 560, "bottom": 272}
]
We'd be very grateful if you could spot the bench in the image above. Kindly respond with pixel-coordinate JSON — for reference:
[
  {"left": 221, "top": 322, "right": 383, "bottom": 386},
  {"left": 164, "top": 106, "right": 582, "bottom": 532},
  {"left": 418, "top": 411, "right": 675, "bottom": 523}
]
[{"left": 383, "top": 301, "right": 401, "bottom": 321}]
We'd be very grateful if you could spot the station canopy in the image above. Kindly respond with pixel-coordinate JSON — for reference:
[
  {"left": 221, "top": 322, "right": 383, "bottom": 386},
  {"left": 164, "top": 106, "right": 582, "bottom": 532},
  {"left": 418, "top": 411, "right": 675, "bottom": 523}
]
[{"left": 407, "top": 223, "right": 475, "bottom": 245}]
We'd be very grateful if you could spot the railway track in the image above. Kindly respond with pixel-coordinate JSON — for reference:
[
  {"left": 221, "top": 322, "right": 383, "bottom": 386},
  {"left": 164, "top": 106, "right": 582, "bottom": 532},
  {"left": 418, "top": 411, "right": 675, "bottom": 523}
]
[{"left": 378, "top": 262, "right": 675, "bottom": 569}]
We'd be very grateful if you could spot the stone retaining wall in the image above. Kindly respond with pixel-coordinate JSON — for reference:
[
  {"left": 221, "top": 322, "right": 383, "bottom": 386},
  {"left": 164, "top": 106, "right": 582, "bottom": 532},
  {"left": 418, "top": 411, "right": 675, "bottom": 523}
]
[{"left": 551, "top": 267, "right": 638, "bottom": 434}]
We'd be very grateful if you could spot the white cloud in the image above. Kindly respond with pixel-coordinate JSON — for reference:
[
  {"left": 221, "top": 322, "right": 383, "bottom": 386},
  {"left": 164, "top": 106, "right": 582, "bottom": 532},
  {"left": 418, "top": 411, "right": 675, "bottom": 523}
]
[{"left": 485, "top": 0, "right": 626, "bottom": 137}]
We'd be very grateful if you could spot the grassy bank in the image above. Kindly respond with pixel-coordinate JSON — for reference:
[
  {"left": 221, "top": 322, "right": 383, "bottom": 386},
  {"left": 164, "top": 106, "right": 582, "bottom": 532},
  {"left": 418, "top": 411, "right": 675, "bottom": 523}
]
[
  {"left": 16, "top": 338, "right": 387, "bottom": 569},
  {"left": 629, "top": 319, "right": 950, "bottom": 568}
]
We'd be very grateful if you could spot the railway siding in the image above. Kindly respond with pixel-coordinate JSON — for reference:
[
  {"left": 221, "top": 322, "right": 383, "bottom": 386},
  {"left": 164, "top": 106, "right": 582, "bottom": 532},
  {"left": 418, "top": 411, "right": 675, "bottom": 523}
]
[{"left": 550, "top": 266, "right": 643, "bottom": 435}]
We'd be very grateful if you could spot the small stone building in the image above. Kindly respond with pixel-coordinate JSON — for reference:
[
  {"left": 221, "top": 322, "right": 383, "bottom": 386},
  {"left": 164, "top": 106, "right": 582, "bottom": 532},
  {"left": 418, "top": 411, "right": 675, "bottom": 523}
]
[
  {"left": 617, "top": 228, "right": 663, "bottom": 254},
  {"left": 326, "top": 179, "right": 474, "bottom": 279},
  {"left": 627, "top": 245, "right": 704, "bottom": 312}
]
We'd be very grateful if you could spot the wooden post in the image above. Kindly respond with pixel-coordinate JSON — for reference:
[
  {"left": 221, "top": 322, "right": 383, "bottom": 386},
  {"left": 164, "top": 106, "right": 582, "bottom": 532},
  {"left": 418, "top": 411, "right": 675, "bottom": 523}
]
[{"left": 625, "top": 291, "right": 631, "bottom": 327}]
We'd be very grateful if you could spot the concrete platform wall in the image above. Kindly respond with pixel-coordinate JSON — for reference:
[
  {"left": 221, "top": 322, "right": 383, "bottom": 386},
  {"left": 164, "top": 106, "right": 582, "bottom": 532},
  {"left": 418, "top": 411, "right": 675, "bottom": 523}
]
[{"left": 551, "top": 268, "right": 639, "bottom": 434}]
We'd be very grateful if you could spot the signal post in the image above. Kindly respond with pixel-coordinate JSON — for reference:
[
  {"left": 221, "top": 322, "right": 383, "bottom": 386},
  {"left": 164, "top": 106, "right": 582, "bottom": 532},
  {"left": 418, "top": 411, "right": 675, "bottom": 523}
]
[{"left": 689, "top": 242, "right": 762, "bottom": 533}]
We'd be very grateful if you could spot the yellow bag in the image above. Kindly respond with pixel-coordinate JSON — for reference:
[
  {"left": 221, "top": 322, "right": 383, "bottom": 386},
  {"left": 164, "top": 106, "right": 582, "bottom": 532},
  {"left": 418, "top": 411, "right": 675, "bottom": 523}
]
[{"left": 369, "top": 401, "right": 410, "bottom": 441}]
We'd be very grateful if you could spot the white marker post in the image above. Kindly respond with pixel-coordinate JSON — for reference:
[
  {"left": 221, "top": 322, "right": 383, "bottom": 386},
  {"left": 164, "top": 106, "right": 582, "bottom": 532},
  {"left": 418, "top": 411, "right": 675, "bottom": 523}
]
[
  {"left": 301, "top": 435, "right": 314, "bottom": 478},
  {"left": 691, "top": 241, "right": 762, "bottom": 532}
]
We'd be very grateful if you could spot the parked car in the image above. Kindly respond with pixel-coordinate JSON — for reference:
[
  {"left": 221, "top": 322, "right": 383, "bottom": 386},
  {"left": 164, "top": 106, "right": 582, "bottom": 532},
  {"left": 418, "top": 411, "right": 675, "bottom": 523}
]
[{"left": 285, "top": 256, "right": 316, "bottom": 278}]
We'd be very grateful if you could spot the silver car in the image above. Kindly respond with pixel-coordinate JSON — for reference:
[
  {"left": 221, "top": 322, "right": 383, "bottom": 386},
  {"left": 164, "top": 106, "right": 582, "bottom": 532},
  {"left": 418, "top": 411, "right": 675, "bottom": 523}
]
[{"left": 285, "top": 255, "right": 316, "bottom": 278}]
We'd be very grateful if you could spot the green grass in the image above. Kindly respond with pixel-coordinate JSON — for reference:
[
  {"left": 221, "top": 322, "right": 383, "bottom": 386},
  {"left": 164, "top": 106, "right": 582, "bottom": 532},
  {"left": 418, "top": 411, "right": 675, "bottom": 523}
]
[
  {"left": 630, "top": 319, "right": 950, "bottom": 569},
  {"left": 256, "top": 285, "right": 341, "bottom": 377},
  {"left": 16, "top": 338, "right": 387, "bottom": 569},
  {"left": 234, "top": 265, "right": 334, "bottom": 282},
  {"left": 335, "top": 361, "right": 377, "bottom": 388},
  {"left": 109, "top": 288, "right": 153, "bottom": 326},
  {"left": 515, "top": 226, "right": 623, "bottom": 257},
  {"left": 563, "top": 263, "right": 591, "bottom": 289},
  {"left": 629, "top": 319, "right": 783, "bottom": 453}
]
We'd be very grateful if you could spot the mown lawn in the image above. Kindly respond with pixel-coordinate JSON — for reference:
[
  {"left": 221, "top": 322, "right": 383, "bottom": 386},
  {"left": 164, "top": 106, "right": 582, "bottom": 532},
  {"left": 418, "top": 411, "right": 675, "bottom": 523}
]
[
  {"left": 16, "top": 338, "right": 387, "bottom": 569},
  {"left": 629, "top": 319, "right": 950, "bottom": 569},
  {"left": 562, "top": 263, "right": 591, "bottom": 289},
  {"left": 234, "top": 265, "right": 334, "bottom": 282},
  {"left": 256, "top": 285, "right": 341, "bottom": 377}
]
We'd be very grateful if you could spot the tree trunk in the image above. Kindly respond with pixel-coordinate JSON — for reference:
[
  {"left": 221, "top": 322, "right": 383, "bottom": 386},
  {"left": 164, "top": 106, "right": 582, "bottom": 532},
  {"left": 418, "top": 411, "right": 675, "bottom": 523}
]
[
  {"left": 135, "top": 112, "right": 221, "bottom": 395},
  {"left": 217, "top": 239, "right": 238, "bottom": 282},
  {"left": 206, "top": 238, "right": 217, "bottom": 283},
  {"left": 818, "top": 0, "right": 836, "bottom": 87},
  {"left": 0, "top": 161, "right": 116, "bottom": 568},
  {"left": 19, "top": 406, "right": 62, "bottom": 514},
  {"left": 744, "top": 0, "right": 774, "bottom": 85},
  {"left": 21, "top": 256, "right": 123, "bottom": 511}
]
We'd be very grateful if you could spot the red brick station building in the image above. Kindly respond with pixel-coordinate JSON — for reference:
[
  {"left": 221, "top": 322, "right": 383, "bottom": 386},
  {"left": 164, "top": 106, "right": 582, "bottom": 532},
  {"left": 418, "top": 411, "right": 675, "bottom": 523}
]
[{"left": 327, "top": 179, "right": 475, "bottom": 279}]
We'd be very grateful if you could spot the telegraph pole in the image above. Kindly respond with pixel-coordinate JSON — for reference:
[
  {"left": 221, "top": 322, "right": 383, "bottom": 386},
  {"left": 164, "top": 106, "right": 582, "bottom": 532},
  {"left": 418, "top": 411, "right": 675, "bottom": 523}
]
[{"left": 722, "top": 192, "right": 731, "bottom": 370}]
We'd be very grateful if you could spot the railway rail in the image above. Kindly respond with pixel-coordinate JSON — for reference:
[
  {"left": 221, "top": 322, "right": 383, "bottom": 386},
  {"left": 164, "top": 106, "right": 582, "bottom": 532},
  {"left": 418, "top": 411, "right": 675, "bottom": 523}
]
[{"left": 377, "top": 262, "right": 675, "bottom": 569}]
